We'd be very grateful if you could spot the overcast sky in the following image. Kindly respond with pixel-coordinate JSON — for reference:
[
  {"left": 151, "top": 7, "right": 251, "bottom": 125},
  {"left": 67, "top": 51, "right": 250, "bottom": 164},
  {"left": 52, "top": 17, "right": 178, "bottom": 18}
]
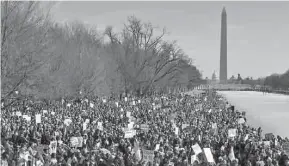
[{"left": 51, "top": 1, "right": 289, "bottom": 79}]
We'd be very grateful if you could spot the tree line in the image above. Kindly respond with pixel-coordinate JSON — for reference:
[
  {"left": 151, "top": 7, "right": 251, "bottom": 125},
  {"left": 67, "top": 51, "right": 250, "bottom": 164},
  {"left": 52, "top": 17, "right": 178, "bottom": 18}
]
[
  {"left": 1, "top": 1, "right": 202, "bottom": 103},
  {"left": 229, "top": 69, "right": 289, "bottom": 90}
]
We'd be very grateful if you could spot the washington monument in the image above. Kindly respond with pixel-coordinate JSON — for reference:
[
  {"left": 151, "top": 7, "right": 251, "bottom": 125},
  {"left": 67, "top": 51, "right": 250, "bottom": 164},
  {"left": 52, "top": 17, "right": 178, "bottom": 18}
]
[{"left": 220, "top": 7, "right": 227, "bottom": 82}]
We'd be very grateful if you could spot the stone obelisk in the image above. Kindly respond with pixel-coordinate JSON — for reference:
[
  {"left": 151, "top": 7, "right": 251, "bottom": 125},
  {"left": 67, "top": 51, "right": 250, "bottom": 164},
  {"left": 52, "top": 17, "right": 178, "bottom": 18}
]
[{"left": 219, "top": 7, "right": 227, "bottom": 83}]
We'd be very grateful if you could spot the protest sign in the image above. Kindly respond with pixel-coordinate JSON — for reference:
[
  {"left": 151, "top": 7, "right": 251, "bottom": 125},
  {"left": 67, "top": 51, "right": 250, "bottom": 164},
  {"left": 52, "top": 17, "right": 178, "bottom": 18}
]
[
  {"left": 238, "top": 118, "right": 245, "bottom": 124},
  {"left": 140, "top": 124, "right": 149, "bottom": 131},
  {"left": 102, "top": 99, "right": 106, "bottom": 103},
  {"left": 152, "top": 144, "right": 159, "bottom": 151},
  {"left": 42, "top": 110, "right": 47, "bottom": 114},
  {"left": 49, "top": 141, "right": 57, "bottom": 154},
  {"left": 244, "top": 134, "right": 249, "bottom": 141},
  {"left": 182, "top": 124, "right": 189, "bottom": 129},
  {"left": 192, "top": 143, "right": 202, "bottom": 155},
  {"left": 212, "top": 123, "right": 217, "bottom": 129},
  {"left": 124, "top": 129, "right": 136, "bottom": 138},
  {"left": 83, "top": 123, "right": 87, "bottom": 131},
  {"left": 97, "top": 122, "right": 103, "bottom": 131},
  {"left": 51, "top": 111, "right": 55, "bottom": 115},
  {"left": 125, "top": 97, "right": 127, "bottom": 102},
  {"left": 115, "top": 102, "right": 118, "bottom": 107},
  {"left": 85, "top": 119, "right": 90, "bottom": 124},
  {"left": 265, "top": 133, "right": 274, "bottom": 140},
  {"left": 64, "top": 119, "right": 72, "bottom": 126},
  {"left": 16, "top": 111, "right": 22, "bottom": 116},
  {"left": 23, "top": 115, "right": 31, "bottom": 121},
  {"left": 263, "top": 141, "right": 270, "bottom": 148},
  {"left": 90, "top": 103, "right": 94, "bottom": 108},
  {"left": 203, "top": 148, "right": 215, "bottom": 163},
  {"left": 128, "top": 122, "right": 134, "bottom": 129},
  {"left": 70, "top": 137, "right": 83, "bottom": 147},
  {"left": 126, "top": 111, "right": 131, "bottom": 118},
  {"left": 175, "top": 127, "right": 179, "bottom": 135},
  {"left": 142, "top": 149, "right": 154, "bottom": 163},
  {"left": 191, "top": 155, "right": 197, "bottom": 164},
  {"left": 36, "top": 114, "right": 41, "bottom": 124},
  {"left": 282, "top": 142, "right": 289, "bottom": 155},
  {"left": 228, "top": 129, "right": 237, "bottom": 138}
]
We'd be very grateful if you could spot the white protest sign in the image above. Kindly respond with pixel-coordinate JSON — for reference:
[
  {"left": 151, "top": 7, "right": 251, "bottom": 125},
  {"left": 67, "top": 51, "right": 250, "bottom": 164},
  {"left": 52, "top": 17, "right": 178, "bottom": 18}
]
[
  {"left": 142, "top": 149, "right": 154, "bottom": 163},
  {"left": 203, "top": 148, "right": 215, "bottom": 163},
  {"left": 132, "top": 101, "right": 136, "bottom": 106},
  {"left": 140, "top": 124, "right": 149, "bottom": 131},
  {"left": 128, "top": 122, "right": 134, "bottom": 129},
  {"left": 23, "top": 115, "right": 31, "bottom": 121},
  {"left": 16, "top": 111, "right": 22, "bottom": 116},
  {"left": 42, "top": 110, "right": 48, "bottom": 114},
  {"left": 84, "top": 99, "right": 88, "bottom": 103},
  {"left": 70, "top": 137, "right": 78, "bottom": 147},
  {"left": 192, "top": 143, "right": 202, "bottom": 155},
  {"left": 85, "top": 119, "right": 90, "bottom": 124},
  {"left": 90, "top": 103, "right": 94, "bottom": 108},
  {"left": 70, "top": 137, "right": 83, "bottom": 147},
  {"left": 155, "top": 144, "right": 160, "bottom": 151},
  {"left": 67, "top": 103, "right": 71, "bottom": 107},
  {"left": 244, "top": 134, "right": 249, "bottom": 141},
  {"left": 51, "top": 112, "right": 55, "bottom": 115},
  {"left": 228, "top": 129, "right": 237, "bottom": 138},
  {"left": 125, "top": 97, "right": 128, "bottom": 102},
  {"left": 83, "top": 123, "right": 87, "bottom": 131},
  {"left": 191, "top": 155, "right": 197, "bottom": 164},
  {"left": 175, "top": 127, "right": 179, "bottom": 135},
  {"left": 115, "top": 102, "right": 118, "bottom": 107},
  {"left": 97, "top": 122, "right": 103, "bottom": 131},
  {"left": 138, "top": 100, "right": 141, "bottom": 103},
  {"left": 182, "top": 124, "right": 189, "bottom": 129},
  {"left": 238, "top": 118, "right": 245, "bottom": 124},
  {"left": 124, "top": 129, "right": 136, "bottom": 138},
  {"left": 212, "top": 123, "right": 217, "bottom": 129},
  {"left": 126, "top": 112, "right": 131, "bottom": 118},
  {"left": 102, "top": 99, "right": 106, "bottom": 103},
  {"left": 264, "top": 141, "right": 270, "bottom": 148},
  {"left": 36, "top": 114, "right": 41, "bottom": 124},
  {"left": 64, "top": 119, "right": 72, "bottom": 126}
]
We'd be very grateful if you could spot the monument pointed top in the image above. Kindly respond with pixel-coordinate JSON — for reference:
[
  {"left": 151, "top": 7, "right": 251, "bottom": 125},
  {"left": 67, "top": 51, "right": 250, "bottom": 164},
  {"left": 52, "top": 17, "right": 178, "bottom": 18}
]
[{"left": 222, "top": 7, "right": 226, "bottom": 13}]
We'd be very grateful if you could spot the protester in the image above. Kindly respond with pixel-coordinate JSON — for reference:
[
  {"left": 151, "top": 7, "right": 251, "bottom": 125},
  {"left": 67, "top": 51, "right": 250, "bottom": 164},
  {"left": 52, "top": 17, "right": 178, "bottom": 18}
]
[{"left": 1, "top": 90, "right": 289, "bottom": 166}]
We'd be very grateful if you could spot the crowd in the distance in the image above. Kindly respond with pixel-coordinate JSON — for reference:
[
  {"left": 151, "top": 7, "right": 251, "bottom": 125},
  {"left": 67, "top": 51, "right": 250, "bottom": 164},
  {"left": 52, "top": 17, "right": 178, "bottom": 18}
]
[{"left": 1, "top": 90, "right": 289, "bottom": 166}]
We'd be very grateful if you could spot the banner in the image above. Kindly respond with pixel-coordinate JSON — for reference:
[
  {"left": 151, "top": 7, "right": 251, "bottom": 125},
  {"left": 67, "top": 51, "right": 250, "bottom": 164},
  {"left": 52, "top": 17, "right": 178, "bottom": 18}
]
[{"left": 142, "top": 149, "right": 154, "bottom": 163}]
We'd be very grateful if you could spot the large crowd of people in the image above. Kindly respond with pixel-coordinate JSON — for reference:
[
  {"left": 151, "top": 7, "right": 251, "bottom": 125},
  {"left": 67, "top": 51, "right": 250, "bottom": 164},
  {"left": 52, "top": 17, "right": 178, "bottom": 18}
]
[{"left": 1, "top": 90, "right": 289, "bottom": 166}]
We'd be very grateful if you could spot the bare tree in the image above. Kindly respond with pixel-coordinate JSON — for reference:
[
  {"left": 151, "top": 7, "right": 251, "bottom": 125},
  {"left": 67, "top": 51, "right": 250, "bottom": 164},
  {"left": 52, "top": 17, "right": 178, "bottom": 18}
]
[{"left": 1, "top": 1, "right": 54, "bottom": 104}]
